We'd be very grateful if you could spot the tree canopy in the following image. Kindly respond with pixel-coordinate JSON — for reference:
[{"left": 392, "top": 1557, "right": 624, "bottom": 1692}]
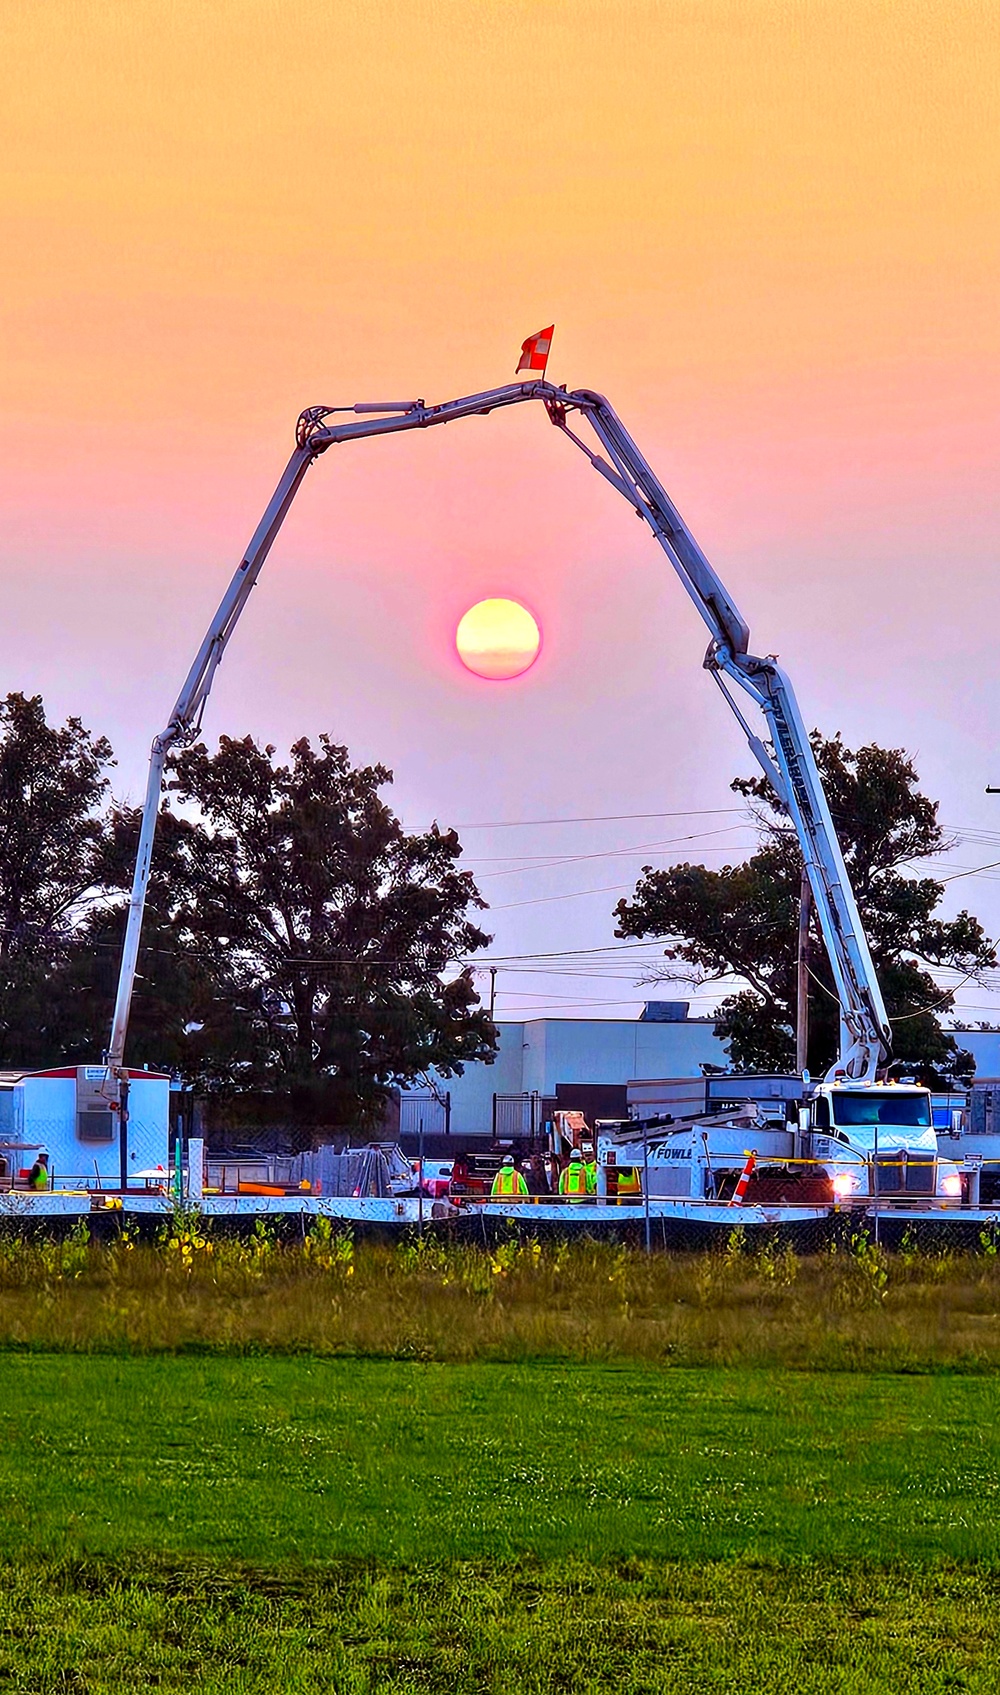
[
  {"left": 614, "top": 734, "right": 994, "bottom": 1082},
  {"left": 0, "top": 694, "right": 115, "bottom": 1067},
  {"left": 160, "top": 733, "right": 496, "bottom": 1124},
  {"left": 0, "top": 694, "right": 495, "bottom": 1125},
  {"left": 64, "top": 733, "right": 495, "bottom": 1126}
]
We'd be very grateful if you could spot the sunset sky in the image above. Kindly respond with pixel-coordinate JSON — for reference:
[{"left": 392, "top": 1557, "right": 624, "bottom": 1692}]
[{"left": 2, "top": 0, "right": 999, "bottom": 1024}]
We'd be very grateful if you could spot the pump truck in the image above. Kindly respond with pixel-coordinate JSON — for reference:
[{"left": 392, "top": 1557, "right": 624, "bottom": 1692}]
[{"left": 103, "top": 372, "right": 959, "bottom": 1203}]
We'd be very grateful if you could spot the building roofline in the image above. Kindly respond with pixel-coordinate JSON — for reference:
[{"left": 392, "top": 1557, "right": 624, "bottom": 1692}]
[{"left": 492, "top": 1016, "right": 718, "bottom": 1028}]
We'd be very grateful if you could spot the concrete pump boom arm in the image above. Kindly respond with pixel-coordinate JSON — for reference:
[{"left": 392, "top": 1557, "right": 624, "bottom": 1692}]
[
  {"left": 558, "top": 387, "right": 892, "bottom": 1083},
  {"left": 107, "top": 378, "right": 890, "bottom": 1084}
]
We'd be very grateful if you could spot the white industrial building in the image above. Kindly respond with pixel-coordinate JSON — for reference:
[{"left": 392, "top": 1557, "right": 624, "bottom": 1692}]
[
  {"left": 951, "top": 1029, "right": 1000, "bottom": 1078},
  {"left": 399, "top": 1008, "right": 1000, "bottom": 1143},
  {"left": 400, "top": 1002, "right": 727, "bottom": 1139}
]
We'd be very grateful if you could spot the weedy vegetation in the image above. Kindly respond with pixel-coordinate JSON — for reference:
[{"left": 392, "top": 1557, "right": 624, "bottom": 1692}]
[
  {"left": 4, "top": 1554, "right": 1000, "bottom": 1694},
  {"left": 0, "top": 1219, "right": 998, "bottom": 1368}
]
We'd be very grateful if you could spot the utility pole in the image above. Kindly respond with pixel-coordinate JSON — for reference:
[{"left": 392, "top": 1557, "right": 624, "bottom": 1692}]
[
  {"left": 489, "top": 966, "right": 497, "bottom": 1020},
  {"left": 796, "top": 869, "right": 812, "bottom": 1075}
]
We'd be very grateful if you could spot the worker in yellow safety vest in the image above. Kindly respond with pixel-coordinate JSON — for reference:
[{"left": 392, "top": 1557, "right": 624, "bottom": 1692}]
[
  {"left": 27, "top": 1151, "right": 50, "bottom": 1191},
  {"left": 559, "top": 1149, "right": 590, "bottom": 1202},
  {"left": 582, "top": 1146, "right": 598, "bottom": 1195},
  {"left": 615, "top": 1165, "right": 642, "bottom": 1204},
  {"left": 491, "top": 1155, "right": 528, "bottom": 1199}
]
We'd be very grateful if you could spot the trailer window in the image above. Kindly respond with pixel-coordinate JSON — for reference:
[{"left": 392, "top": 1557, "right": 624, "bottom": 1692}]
[{"left": 832, "top": 1092, "right": 931, "bottom": 1129}]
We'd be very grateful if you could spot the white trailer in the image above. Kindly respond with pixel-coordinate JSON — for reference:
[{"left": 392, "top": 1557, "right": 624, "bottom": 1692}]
[{"left": 0, "top": 1066, "right": 169, "bottom": 1190}]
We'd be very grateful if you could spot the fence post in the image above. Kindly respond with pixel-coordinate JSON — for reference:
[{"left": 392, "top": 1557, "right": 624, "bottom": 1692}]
[{"left": 188, "top": 1137, "right": 204, "bottom": 1202}]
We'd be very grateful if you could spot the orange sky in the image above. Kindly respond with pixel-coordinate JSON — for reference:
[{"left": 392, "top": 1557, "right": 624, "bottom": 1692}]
[{"left": 2, "top": 1, "right": 999, "bottom": 1020}]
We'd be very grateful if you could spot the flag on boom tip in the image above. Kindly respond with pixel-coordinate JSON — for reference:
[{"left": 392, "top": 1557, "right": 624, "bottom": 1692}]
[{"left": 516, "top": 325, "right": 554, "bottom": 376}]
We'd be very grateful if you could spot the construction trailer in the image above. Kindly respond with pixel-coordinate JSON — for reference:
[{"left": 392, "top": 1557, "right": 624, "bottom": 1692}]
[{"left": 0, "top": 1066, "right": 169, "bottom": 1189}]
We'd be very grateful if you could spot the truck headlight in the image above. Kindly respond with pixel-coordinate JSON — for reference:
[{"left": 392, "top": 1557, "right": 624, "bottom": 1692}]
[
  {"left": 833, "top": 1169, "right": 863, "bottom": 1197},
  {"left": 939, "top": 1170, "right": 962, "bottom": 1198}
]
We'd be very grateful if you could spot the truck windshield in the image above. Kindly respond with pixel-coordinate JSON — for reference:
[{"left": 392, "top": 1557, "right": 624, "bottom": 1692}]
[{"left": 832, "top": 1092, "right": 931, "bottom": 1129}]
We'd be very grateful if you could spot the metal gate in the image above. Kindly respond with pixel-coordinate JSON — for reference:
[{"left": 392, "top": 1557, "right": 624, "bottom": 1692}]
[
  {"left": 492, "top": 1093, "right": 545, "bottom": 1140},
  {"left": 399, "top": 1092, "right": 451, "bottom": 1138}
]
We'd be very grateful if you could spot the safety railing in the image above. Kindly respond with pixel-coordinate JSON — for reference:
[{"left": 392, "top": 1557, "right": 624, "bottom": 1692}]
[{"left": 455, "top": 1153, "right": 975, "bottom": 1210}]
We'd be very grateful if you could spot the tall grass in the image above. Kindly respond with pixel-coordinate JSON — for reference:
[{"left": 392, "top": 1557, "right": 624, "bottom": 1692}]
[{"left": 1, "top": 1218, "right": 1000, "bottom": 1367}]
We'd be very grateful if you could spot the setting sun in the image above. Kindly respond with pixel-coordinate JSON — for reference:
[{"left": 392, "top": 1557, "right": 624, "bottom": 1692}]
[{"left": 455, "top": 599, "right": 541, "bottom": 681}]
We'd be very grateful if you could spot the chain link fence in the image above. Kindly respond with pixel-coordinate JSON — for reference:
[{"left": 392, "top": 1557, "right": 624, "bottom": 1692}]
[{"left": 447, "top": 1205, "right": 1000, "bottom": 1255}]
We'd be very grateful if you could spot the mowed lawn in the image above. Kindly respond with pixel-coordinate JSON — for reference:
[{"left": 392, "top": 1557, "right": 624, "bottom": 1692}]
[
  {"left": 2, "top": 1356, "right": 1000, "bottom": 1690},
  {"left": 5, "top": 1355, "right": 1000, "bottom": 1566}
]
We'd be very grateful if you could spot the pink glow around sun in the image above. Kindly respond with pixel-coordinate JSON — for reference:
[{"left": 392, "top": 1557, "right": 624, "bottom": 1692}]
[{"left": 455, "top": 598, "right": 541, "bottom": 680}]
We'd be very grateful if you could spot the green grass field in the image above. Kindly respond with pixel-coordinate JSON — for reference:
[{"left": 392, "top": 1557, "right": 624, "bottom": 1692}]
[
  {"left": 8, "top": 1356, "right": 1000, "bottom": 1565},
  {"left": 4, "top": 1232, "right": 1000, "bottom": 1688},
  {"left": 5, "top": 1353, "right": 1000, "bottom": 1690}
]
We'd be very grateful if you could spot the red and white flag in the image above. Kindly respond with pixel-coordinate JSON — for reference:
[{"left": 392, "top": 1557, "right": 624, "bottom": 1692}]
[{"left": 516, "top": 324, "right": 554, "bottom": 375}]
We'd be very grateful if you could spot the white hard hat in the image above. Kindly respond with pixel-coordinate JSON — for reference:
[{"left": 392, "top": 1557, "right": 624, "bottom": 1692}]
[
  {"left": 502, "top": 1154, "right": 514, "bottom": 1165},
  {"left": 569, "top": 1148, "right": 582, "bottom": 1161}
]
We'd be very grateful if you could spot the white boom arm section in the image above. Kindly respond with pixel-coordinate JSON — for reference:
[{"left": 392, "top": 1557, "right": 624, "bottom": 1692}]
[{"left": 108, "top": 380, "right": 891, "bottom": 1085}]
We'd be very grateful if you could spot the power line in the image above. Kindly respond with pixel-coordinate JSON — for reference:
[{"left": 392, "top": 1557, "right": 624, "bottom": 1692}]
[
  {"left": 938, "top": 858, "right": 1000, "bottom": 885},
  {"left": 444, "top": 807, "right": 744, "bottom": 829},
  {"left": 498, "top": 989, "right": 661, "bottom": 1003},
  {"left": 474, "top": 824, "right": 755, "bottom": 879},
  {"left": 492, "top": 882, "right": 632, "bottom": 911},
  {"left": 471, "top": 940, "right": 672, "bottom": 962}
]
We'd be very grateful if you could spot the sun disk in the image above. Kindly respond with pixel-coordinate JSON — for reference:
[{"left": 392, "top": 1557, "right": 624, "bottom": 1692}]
[{"left": 455, "top": 598, "right": 541, "bottom": 680}]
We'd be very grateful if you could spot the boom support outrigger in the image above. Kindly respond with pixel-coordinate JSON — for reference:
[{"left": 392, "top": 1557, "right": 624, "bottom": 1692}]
[{"left": 106, "top": 379, "right": 891, "bottom": 1092}]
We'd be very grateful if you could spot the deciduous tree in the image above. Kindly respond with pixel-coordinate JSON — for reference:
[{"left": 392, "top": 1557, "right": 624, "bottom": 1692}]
[
  {"left": 0, "top": 694, "right": 115, "bottom": 1066},
  {"left": 614, "top": 735, "right": 993, "bottom": 1082},
  {"left": 159, "top": 733, "right": 496, "bottom": 1124}
]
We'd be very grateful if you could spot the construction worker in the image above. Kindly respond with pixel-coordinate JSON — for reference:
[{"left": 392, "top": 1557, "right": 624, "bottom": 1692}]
[
  {"left": 582, "top": 1144, "right": 598, "bottom": 1195},
  {"left": 525, "top": 1153, "right": 550, "bottom": 1197},
  {"left": 27, "top": 1151, "right": 50, "bottom": 1191},
  {"left": 559, "top": 1148, "right": 590, "bottom": 1202},
  {"left": 615, "top": 1164, "right": 642, "bottom": 1205},
  {"left": 491, "top": 1154, "right": 528, "bottom": 1200}
]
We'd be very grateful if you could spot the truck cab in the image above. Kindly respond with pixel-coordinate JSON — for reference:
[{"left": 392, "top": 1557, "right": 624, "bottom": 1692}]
[{"left": 807, "top": 1081, "right": 962, "bottom": 1204}]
